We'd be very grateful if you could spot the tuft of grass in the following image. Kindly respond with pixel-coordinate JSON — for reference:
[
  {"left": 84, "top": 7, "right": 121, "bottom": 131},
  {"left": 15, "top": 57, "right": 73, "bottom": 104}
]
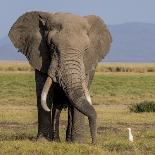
[{"left": 129, "top": 101, "right": 155, "bottom": 113}]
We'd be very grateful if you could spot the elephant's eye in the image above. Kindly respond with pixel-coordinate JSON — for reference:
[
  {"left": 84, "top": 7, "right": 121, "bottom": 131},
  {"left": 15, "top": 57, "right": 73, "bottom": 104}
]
[{"left": 57, "top": 24, "right": 63, "bottom": 31}]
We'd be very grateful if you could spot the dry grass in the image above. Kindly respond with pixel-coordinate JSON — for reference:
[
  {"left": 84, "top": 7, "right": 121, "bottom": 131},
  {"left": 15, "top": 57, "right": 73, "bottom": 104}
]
[
  {"left": 0, "top": 104, "right": 154, "bottom": 154},
  {"left": 0, "top": 141, "right": 107, "bottom": 155},
  {"left": 0, "top": 61, "right": 155, "bottom": 73},
  {"left": 0, "top": 61, "right": 33, "bottom": 71},
  {"left": 96, "top": 63, "right": 155, "bottom": 73}
]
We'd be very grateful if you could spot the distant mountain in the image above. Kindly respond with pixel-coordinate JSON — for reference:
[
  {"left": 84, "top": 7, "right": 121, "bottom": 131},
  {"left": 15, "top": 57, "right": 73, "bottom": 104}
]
[
  {"left": 104, "top": 22, "right": 155, "bottom": 62},
  {"left": 0, "top": 22, "right": 155, "bottom": 62}
]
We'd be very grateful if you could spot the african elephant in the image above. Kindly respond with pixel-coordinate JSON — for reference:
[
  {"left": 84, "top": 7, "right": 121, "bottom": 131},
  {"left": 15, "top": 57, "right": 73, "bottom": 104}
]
[{"left": 8, "top": 11, "right": 111, "bottom": 144}]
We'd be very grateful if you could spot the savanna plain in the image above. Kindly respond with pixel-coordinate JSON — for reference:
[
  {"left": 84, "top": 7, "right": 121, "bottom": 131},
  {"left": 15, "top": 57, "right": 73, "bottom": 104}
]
[{"left": 0, "top": 62, "right": 155, "bottom": 155}]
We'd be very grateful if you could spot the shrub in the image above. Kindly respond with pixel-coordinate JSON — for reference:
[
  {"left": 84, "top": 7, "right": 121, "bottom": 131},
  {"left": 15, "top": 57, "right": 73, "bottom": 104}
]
[{"left": 129, "top": 101, "right": 155, "bottom": 113}]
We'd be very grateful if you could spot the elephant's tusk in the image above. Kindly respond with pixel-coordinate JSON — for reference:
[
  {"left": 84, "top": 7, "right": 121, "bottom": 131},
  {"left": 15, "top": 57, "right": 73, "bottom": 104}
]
[
  {"left": 41, "top": 76, "right": 53, "bottom": 112},
  {"left": 82, "top": 80, "right": 92, "bottom": 105}
]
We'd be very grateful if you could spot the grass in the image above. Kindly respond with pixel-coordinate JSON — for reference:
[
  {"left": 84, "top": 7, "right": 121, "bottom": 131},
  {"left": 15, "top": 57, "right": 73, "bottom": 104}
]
[
  {"left": 0, "top": 63, "right": 155, "bottom": 154},
  {"left": 0, "top": 72, "right": 35, "bottom": 106},
  {"left": 129, "top": 101, "right": 155, "bottom": 112},
  {"left": 91, "top": 72, "right": 155, "bottom": 104},
  {"left": 0, "top": 141, "right": 106, "bottom": 155},
  {"left": 96, "top": 63, "right": 155, "bottom": 73},
  {"left": 1, "top": 71, "right": 155, "bottom": 105},
  {"left": 0, "top": 61, "right": 33, "bottom": 72},
  {"left": 1, "top": 61, "right": 155, "bottom": 73},
  {"left": 0, "top": 104, "right": 154, "bottom": 154}
]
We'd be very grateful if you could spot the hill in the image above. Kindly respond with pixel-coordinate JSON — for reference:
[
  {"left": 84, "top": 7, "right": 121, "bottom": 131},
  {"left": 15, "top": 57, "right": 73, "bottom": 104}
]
[
  {"left": 104, "top": 22, "right": 155, "bottom": 62},
  {"left": 0, "top": 22, "right": 155, "bottom": 62}
]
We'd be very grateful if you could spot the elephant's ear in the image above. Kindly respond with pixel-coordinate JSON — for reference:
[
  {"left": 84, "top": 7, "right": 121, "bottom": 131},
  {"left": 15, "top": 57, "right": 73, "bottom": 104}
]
[
  {"left": 8, "top": 11, "right": 51, "bottom": 73},
  {"left": 84, "top": 15, "right": 112, "bottom": 85}
]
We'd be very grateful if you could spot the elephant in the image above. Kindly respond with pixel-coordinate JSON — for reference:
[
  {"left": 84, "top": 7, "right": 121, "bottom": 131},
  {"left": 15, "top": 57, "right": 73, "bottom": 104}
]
[{"left": 8, "top": 11, "right": 112, "bottom": 144}]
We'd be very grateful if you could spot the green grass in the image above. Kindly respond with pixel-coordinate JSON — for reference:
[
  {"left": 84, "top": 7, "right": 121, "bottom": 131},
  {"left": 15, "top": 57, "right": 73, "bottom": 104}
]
[
  {"left": 0, "top": 71, "right": 155, "bottom": 154},
  {"left": 129, "top": 101, "right": 155, "bottom": 112},
  {"left": 91, "top": 72, "right": 155, "bottom": 104},
  {"left": 0, "top": 72, "right": 35, "bottom": 106},
  {"left": 1, "top": 72, "right": 155, "bottom": 105}
]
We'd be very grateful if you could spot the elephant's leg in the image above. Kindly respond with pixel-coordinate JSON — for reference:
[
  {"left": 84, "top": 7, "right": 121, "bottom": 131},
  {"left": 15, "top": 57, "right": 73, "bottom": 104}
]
[
  {"left": 66, "top": 105, "right": 85, "bottom": 143},
  {"left": 51, "top": 103, "right": 62, "bottom": 142},
  {"left": 71, "top": 107, "right": 85, "bottom": 143},
  {"left": 72, "top": 107, "right": 85, "bottom": 143},
  {"left": 66, "top": 105, "right": 73, "bottom": 142},
  {"left": 35, "top": 70, "right": 53, "bottom": 140},
  {"left": 66, "top": 75, "right": 89, "bottom": 143}
]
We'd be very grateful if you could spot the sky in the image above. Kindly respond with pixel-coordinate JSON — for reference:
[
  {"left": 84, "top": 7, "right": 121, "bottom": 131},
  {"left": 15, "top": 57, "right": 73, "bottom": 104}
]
[{"left": 0, "top": 0, "right": 155, "bottom": 39}]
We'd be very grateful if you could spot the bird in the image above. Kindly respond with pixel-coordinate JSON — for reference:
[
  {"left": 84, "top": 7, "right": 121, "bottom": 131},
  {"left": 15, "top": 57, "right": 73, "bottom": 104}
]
[{"left": 127, "top": 128, "right": 133, "bottom": 142}]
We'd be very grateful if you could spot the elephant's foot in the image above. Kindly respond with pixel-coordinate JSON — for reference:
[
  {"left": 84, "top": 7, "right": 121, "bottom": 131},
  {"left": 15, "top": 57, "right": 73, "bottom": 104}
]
[
  {"left": 37, "top": 133, "right": 52, "bottom": 142},
  {"left": 66, "top": 139, "right": 72, "bottom": 143},
  {"left": 52, "top": 137, "right": 61, "bottom": 142},
  {"left": 72, "top": 134, "right": 83, "bottom": 143},
  {"left": 52, "top": 136, "right": 61, "bottom": 142},
  {"left": 66, "top": 134, "right": 72, "bottom": 143},
  {"left": 52, "top": 132, "right": 61, "bottom": 142},
  {"left": 66, "top": 133, "right": 84, "bottom": 143},
  {"left": 91, "top": 141, "right": 96, "bottom": 145}
]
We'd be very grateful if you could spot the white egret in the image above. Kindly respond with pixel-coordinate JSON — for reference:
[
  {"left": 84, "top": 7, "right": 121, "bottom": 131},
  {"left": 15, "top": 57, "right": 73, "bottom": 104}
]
[{"left": 127, "top": 128, "right": 133, "bottom": 142}]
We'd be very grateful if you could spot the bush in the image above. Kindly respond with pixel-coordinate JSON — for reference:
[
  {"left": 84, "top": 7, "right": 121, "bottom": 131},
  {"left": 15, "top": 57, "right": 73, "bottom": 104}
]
[{"left": 129, "top": 101, "right": 155, "bottom": 113}]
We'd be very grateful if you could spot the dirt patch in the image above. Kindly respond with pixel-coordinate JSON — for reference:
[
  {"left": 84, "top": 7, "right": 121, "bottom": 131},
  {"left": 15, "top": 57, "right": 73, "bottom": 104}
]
[
  {"left": 0, "top": 122, "right": 37, "bottom": 129},
  {"left": 0, "top": 134, "right": 36, "bottom": 141},
  {"left": 97, "top": 126, "right": 121, "bottom": 134},
  {"left": 94, "top": 104, "right": 128, "bottom": 110}
]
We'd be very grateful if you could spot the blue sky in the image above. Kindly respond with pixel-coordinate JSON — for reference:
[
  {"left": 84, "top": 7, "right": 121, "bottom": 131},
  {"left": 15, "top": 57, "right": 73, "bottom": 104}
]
[{"left": 0, "top": 0, "right": 155, "bottom": 39}]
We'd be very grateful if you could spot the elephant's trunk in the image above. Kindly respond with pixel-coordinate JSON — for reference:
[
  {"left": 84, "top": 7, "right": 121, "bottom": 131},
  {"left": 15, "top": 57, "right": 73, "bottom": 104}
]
[{"left": 59, "top": 49, "right": 97, "bottom": 144}]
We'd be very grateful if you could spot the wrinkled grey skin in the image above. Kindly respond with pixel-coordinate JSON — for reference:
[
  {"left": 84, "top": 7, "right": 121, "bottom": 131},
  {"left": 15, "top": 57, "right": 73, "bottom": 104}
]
[{"left": 8, "top": 11, "right": 112, "bottom": 144}]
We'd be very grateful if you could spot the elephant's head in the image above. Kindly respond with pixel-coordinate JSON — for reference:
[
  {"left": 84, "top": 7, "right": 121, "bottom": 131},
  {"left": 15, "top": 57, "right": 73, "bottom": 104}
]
[{"left": 8, "top": 11, "right": 112, "bottom": 144}]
